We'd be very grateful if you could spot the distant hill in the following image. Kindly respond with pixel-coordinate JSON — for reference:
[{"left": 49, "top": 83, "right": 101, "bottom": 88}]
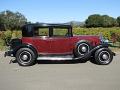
[
  {"left": 34, "top": 21, "right": 85, "bottom": 27},
  {"left": 65, "top": 21, "right": 85, "bottom": 27}
]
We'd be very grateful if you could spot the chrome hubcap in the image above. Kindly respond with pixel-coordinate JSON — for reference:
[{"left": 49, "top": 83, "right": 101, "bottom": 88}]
[
  {"left": 81, "top": 46, "right": 87, "bottom": 52},
  {"left": 18, "top": 51, "right": 32, "bottom": 65},
  {"left": 102, "top": 54, "right": 108, "bottom": 60},
  {"left": 78, "top": 43, "right": 90, "bottom": 55},
  {"left": 99, "top": 51, "right": 110, "bottom": 64},
  {"left": 22, "top": 55, "right": 28, "bottom": 61}
]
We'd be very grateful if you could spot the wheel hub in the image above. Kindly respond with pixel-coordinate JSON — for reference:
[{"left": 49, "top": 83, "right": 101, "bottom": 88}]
[
  {"left": 102, "top": 54, "right": 108, "bottom": 60},
  {"left": 81, "top": 46, "right": 87, "bottom": 52},
  {"left": 22, "top": 55, "right": 28, "bottom": 61}
]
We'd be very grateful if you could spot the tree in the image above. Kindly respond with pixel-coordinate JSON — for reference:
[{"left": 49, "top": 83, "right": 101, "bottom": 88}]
[
  {"left": 0, "top": 10, "right": 27, "bottom": 30},
  {"left": 102, "top": 15, "right": 117, "bottom": 27},
  {"left": 85, "top": 14, "right": 103, "bottom": 27},
  {"left": 85, "top": 14, "right": 118, "bottom": 27},
  {"left": 117, "top": 16, "right": 120, "bottom": 27},
  {"left": 0, "top": 14, "right": 5, "bottom": 31}
]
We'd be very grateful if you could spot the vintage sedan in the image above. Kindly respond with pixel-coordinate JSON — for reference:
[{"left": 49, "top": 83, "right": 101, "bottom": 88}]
[{"left": 5, "top": 23, "right": 115, "bottom": 66}]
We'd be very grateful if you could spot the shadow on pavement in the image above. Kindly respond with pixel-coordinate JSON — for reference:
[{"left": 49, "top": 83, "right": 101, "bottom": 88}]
[
  {"left": 36, "top": 60, "right": 88, "bottom": 64},
  {"left": 10, "top": 59, "right": 88, "bottom": 64}
]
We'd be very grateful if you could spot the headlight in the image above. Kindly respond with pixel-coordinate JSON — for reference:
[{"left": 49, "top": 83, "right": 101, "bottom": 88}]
[{"left": 99, "top": 34, "right": 104, "bottom": 43}]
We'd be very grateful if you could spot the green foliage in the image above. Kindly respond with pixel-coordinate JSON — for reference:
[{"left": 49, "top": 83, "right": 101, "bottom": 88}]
[
  {"left": 116, "top": 33, "right": 120, "bottom": 43},
  {"left": 110, "top": 32, "right": 117, "bottom": 44},
  {"left": 85, "top": 14, "right": 118, "bottom": 27},
  {"left": 1, "top": 30, "right": 12, "bottom": 45},
  {"left": 0, "top": 30, "right": 21, "bottom": 46},
  {"left": 0, "top": 10, "right": 27, "bottom": 30},
  {"left": 117, "top": 16, "right": 120, "bottom": 27},
  {"left": 73, "top": 27, "right": 120, "bottom": 40},
  {"left": 85, "top": 14, "right": 103, "bottom": 27},
  {"left": 12, "top": 31, "right": 22, "bottom": 39}
]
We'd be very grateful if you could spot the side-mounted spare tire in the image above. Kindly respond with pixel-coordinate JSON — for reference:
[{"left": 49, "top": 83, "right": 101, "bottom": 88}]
[
  {"left": 16, "top": 48, "right": 36, "bottom": 66},
  {"left": 74, "top": 41, "right": 91, "bottom": 57}
]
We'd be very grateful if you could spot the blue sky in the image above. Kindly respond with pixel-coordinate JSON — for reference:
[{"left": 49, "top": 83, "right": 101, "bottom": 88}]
[{"left": 0, "top": 0, "right": 120, "bottom": 23}]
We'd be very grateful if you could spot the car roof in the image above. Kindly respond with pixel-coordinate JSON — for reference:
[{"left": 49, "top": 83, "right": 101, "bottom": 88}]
[{"left": 22, "top": 23, "right": 72, "bottom": 28}]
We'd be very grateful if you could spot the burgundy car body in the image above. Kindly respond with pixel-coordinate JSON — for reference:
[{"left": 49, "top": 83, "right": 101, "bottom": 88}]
[
  {"left": 21, "top": 35, "right": 100, "bottom": 55},
  {"left": 4, "top": 23, "right": 115, "bottom": 66}
]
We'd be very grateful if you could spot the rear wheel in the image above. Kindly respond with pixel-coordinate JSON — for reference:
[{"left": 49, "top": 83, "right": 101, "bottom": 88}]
[
  {"left": 16, "top": 48, "right": 36, "bottom": 66},
  {"left": 94, "top": 48, "right": 113, "bottom": 65}
]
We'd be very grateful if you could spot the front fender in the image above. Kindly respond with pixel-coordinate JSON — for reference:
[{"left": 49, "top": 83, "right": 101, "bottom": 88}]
[{"left": 74, "top": 44, "right": 115, "bottom": 60}]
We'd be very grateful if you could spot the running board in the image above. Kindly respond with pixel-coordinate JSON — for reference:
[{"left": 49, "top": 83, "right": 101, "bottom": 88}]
[{"left": 37, "top": 56, "right": 74, "bottom": 60}]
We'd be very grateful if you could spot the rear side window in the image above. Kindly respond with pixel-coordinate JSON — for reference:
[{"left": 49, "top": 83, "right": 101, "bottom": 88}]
[
  {"left": 22, "top": 26, "right": 34, "bottom": 37},
  {"left": 53, "top": 28, "right": 68, "bottom": 37},
  {"left": 34, "top": 28, "right": 49, "bottom": 36}
]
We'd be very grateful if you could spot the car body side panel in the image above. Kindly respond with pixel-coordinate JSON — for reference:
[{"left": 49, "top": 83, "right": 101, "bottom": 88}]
[
  {"left": 32, "top": 36, "right": 71, "bottom": 54},
  {"left": 21, "top": 35, "right": 100, "bottom": 55},
  {"left": 47, "top": 37, "right": 71, "bottom": 54}
]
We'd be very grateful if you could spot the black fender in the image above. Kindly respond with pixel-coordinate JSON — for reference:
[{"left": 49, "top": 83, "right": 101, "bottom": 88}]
[
  {"left": 74, "top": 40, "right": 92, "bottom": 57},
  {"left": 12, "top": 43, "right": 38, "bottom": 57},
  {"left": 75, "top": 40, "right": 91, "bottom": 47},
  {"left": 74, "top": 44, "right": 115, "bottom": 60}
]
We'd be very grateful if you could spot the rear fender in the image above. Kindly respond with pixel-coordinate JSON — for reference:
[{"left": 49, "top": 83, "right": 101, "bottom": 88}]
[{"left": 13, "top": 43, "right": 38, "bottom": 57}]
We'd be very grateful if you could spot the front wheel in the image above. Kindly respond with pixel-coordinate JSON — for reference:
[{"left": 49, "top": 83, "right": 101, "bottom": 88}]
[
  {"left": 74, "top": 41, "right": 91, "bottom": 57},
  {"left": 16, "top": 48, "right": 36, "bottom": 66},
  {"left": 94, "top": 48, "right": 113, "bottom": 65}
]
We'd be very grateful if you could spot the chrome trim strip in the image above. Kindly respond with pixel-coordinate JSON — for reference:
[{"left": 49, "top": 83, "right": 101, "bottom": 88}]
[{"left": 37, "top": 57, "right": 73, "bottom": 60}]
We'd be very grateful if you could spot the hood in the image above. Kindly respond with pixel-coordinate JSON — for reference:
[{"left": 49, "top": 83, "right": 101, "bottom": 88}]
[{"left": 74, "top": 35, "right": 100, "bottom": 39}]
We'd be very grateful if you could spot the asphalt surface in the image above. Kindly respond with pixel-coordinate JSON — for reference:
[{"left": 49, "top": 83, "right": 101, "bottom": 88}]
[{"left": 0, "top": 51, "right": 120, "bottom": 90}]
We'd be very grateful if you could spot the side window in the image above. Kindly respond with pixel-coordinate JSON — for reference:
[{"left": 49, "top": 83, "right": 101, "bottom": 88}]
[
  {"left": 22, "top": 26, "right": 34, "bottom": 37},
  {"left": 34, "top": 28, "right": 49, "bottom": 36},
  {"left": 53, "top": 28, "right": 68, "bottom": 37}
]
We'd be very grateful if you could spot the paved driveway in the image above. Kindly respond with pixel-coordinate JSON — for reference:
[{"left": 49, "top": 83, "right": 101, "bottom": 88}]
[{"left": 0, "top": 51, "right": 120, "bottom": 90}]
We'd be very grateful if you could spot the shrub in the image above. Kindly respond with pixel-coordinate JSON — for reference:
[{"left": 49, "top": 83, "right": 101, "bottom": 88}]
[
  {"left": 110, "top": 32, "right": 117, "bottom": 44},
  {"left": 73, "top": 27, "right": 120, "bottom": 41},
  {"left": 0, "top": 30, "right": 12, "bottom": 45},
  {"left": 11, "top": 31, "right": 22, "bottom": 39}
]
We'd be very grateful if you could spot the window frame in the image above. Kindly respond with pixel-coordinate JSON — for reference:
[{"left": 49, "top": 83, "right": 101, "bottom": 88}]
[
  {"left": 52, "top": 27, "right": 69, "bottom": 37},
  {"left": 33, "top": 27, "right": 49, "bottom": 37}
]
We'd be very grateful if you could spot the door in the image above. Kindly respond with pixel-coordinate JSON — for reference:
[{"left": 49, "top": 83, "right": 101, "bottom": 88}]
[
  {"left": 48, "top": 28, "right": 71, "bottom": 54},
  {"left": 33, "top": 27, "right": 72, "bottom": 55},
  {"left": 33, "top": 27, "right": 51, "bottom": 54},
  {"left": 48, "top": 37, "right": 71, "bottom": 54}
]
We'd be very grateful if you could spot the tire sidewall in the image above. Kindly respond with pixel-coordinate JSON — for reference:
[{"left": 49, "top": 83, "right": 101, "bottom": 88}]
[
  {"left": 16, "top": 48, "right": 36, "bottom": 66},
  {"left": 95, "top": 48, "right": 113, "bottom": 65},
  {"left": 74, "top": 41, "right": 91, "bottom": 57}
]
